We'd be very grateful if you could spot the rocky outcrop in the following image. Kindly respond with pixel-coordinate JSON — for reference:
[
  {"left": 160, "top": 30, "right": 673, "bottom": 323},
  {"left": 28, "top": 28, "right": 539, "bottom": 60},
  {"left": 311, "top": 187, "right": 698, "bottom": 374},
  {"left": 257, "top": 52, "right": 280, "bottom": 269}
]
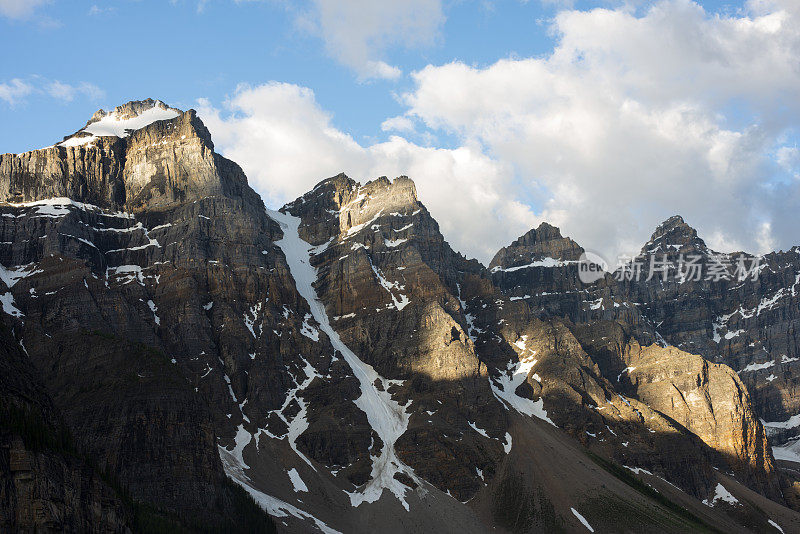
[
  {"left": 573, "top": 320, "right": 779, "bottom": 496},
  {"left": 488, "top": 223, "right": 587, "bottom": 318},
  {"left": 629, "top": 344, "right": 775, "bottom": 492},
  {"left": 489, "top": 222, "right": 584, "bottom": 269},
  {"left": 0, "top": 99, "right": 258, "bottom": 212}
]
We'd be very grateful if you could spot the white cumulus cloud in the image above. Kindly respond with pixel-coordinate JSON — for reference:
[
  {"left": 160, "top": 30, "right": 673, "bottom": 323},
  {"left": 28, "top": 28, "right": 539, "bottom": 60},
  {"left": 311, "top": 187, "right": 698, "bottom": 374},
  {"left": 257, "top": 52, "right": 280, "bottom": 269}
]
[
  {"left": 381, "top": 115, "right": 415, "bottom": 133},
  {"left": 0, "top": 77, "right": 104, "bottom": 106},
  {"left": 47, "top": 81, "right": 105, "bottom": 102},
  {"left": 401, "top": 0, "right": 800, "bottom": 260}
]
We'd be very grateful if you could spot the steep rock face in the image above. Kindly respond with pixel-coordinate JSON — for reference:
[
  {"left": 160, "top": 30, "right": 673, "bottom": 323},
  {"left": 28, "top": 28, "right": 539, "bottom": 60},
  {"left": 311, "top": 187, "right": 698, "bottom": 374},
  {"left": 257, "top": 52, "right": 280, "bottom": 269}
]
[
  {"left": 629, "top": 344, "right": 775, "bottom": 492},
  {"left": 283, "top": 174, "right": 510, "bottom": 501},
  {"left": 0, "top": 319, "right": 131, "bottom": 533},
  {"left": 0, "top": 100, "right": 290, "bottom": 531},
  {"left": 0, "top": 98, "right": 257, "bottom": 212},
  {"left": 489, "top": 223, "right": 651, "bottom": 335},
  {"left": 574, "top": 320, "right": 779, "bottom": 497},
  {"left": 492, "top": 314, "right": 742, "bottom": 501},
  {"left": 489, "top": 222, "right": 584, "bottom": 269},
  {"left": 614, "top": 215, "right": 721, "bottom": 354},
  {"left": 488, "top": 223, "right": 587, "bottom": 317}
]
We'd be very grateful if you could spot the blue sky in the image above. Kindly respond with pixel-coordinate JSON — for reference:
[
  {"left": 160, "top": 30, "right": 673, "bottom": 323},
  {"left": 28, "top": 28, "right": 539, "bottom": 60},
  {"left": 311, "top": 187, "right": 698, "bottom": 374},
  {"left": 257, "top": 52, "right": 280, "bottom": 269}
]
[
  {"left": 2, "top": 0, "right": 799, "bottom": 263},
  {"left": 2, "top": 0, "right": 564, "bottom": 152},
  {"left": 0, "top": 0, "right": 746, "bottom": 151}
]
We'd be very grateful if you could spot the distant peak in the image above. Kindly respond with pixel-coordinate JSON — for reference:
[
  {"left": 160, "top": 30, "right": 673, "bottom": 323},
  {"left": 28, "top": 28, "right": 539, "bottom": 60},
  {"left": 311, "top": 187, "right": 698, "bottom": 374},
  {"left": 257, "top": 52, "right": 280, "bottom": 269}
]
[
  {"left": 650, "top": 215, "right": 696, "bottom": 240},
  {"left": 642, "top": 215, "right": 708, "bottom": 255},
  {"left": 535, "top": 222, "right": 563, "bottom": 239},
  {"left": 286, "top": 174, "right": 421, "bottom": 221},
  {"left": 512, "top": 223, "right": 565, "bottom": 248},
  {"left": 489, "top": 222, "right": 583, "bottom": 269},
  {"left": 656, "top": 215, "right": 688, "bottom": 231},
  {"left": 302, "top": 173, "right": 358, "bottom": 204}
]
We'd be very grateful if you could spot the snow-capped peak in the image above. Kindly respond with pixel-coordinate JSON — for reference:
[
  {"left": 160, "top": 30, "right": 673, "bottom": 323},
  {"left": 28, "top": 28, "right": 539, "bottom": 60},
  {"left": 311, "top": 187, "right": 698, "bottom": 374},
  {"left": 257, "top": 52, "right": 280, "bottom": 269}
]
[{"left": 59, "top": 99, "right": 181, "bottom": 148}]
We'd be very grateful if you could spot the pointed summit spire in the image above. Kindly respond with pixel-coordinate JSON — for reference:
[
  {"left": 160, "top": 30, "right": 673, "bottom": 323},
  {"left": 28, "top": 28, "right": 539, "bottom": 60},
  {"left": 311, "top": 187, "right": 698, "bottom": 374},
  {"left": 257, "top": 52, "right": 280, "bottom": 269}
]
[
  {"left": 641, "top": 215, "right": 709, "bottom": 257},
  {"left": 489, "top": 222, "right": 584, "bottom": 271}
]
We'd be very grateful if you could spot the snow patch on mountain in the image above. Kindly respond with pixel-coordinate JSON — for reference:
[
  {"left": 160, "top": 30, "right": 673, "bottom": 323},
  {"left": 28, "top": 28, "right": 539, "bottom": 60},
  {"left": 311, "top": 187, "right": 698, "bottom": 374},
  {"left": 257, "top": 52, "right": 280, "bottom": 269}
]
[
  {"left": 773, "top": 439, "right": 800, "bottom": 463},
  {"left": 0, "top": 263, "right": 42, "bottom": 289},
  {"left": 490, "top": 344, "right": 555, "bottom": 426},
  {"left": 301, "top": 313, "right": 320, "bottom": 341},
  {"left": 268, "top": 209, "right": 419, "bottom": 510},
  {"left": 367, "top": 255, "right": 410, "bottom": 311},
  {"left": 702, "top": 483, "right": 739, "bottom": 507},
  {"left": 571, "top": 508, "right": 594, "bottom": 532},
  {"left": 287, "top": 468, "right": 308, "bottom": 493},
  {"left": 491, "top": 258, "right": 576, "bottom": 273},
  {"left": 3, "top": 197, "right": 133, "bottom": 219},
  {"left": 147, "top": 300, "right": 160, "bottom": 325},
  {"left": 1, "top": 292, "right": 23, "bottom": 317},
  {"left": 740, "top": 360, "right": 775, "bottom": 373},
  {"left": 762, "top": 414, "right": 800, "bottom": 430},
  {"left": 219, "top": 446, "right": 340, "bottom": 534}
]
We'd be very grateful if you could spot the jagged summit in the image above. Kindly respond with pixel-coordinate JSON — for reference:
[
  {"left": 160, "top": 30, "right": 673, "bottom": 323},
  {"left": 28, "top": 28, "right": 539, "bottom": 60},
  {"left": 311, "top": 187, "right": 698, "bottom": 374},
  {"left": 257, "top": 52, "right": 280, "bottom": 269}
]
[
  {"left": 284, "top": 172, "right": 427, "bottom": 247},
  {"left": 60, "top": 99, "right": 183, "bottom": 147},
  {"left": 510, "top": 222, "right": 564, "bottom": 247},
  {"left": 89, "top": 98, "right": 179, "bottom": 122},
  {"left": 0, "top": 99, "right": 249, "bottom": 211},
  {"left": 489, "top": 221, "right": 584, "bottom": 271},
  {"left": 301, "top": 173, "right": 418, "bottom": 202},
  {"left": 641, "top": 214, "right": 709, "bottom": 256}
]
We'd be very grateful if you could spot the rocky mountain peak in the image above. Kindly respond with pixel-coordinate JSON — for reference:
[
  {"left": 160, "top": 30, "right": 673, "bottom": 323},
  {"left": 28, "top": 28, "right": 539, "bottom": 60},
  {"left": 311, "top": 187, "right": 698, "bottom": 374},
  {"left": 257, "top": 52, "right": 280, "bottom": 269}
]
[
  {"left": 88, "top": 98, "right": 177, "bottom": 123},
  {"left": 286, "top": 173, "right": 426, "bottom": 246},
  {"left": 0, "top": 99, "right": 253, "bottom": 212},
  {"left": 641, "top": 214, "right": 709, "bottom": 256},
  {"left": 514, "top": 222, "right": 565, "bottom": 247},
  {"left": 60, "top": 98, "right": 192, "bottom": 148},
  {"left": 489, "top": 221, "right": 584, "bottom": 270}
]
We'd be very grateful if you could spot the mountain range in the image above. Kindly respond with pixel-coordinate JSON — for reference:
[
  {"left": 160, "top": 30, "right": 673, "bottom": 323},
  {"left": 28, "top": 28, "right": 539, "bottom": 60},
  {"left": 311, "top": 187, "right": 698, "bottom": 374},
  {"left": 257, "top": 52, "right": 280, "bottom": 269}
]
[{"left": 1, "top": 99, "right": 799, "bottom": 533}]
